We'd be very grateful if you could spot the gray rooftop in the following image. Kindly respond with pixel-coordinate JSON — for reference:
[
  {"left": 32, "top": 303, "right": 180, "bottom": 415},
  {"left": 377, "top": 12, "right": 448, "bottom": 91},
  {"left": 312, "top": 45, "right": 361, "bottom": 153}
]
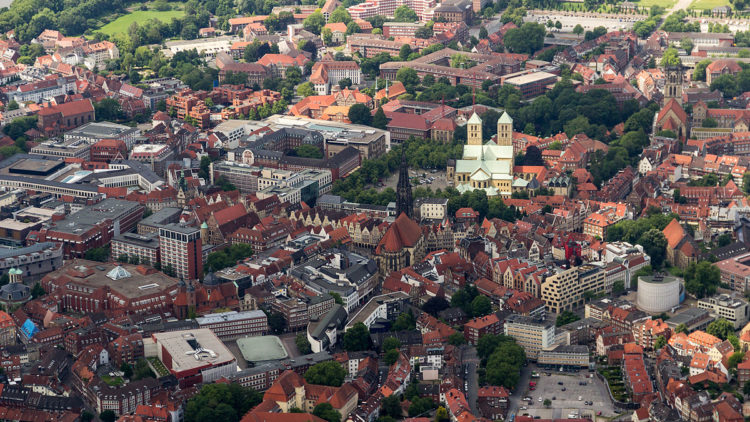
[
  {"left": 64, "top": 122, "right": 138, "bottom": 140},
  {"left": 52, "top": 198, "right": 142, "bottom": 235}
]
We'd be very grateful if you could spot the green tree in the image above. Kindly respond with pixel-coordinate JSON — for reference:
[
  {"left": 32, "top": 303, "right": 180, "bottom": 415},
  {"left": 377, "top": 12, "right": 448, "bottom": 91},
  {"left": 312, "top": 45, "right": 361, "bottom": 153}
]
[
  {"left": 343, "top": 322, "right": 372, "bottom": 351},
  {"left": 84, "top": 246, "right": 110, "bottom": 262},
  {"left": 303, "top": 11, "right": 325, "bottom": 34},
  {"left": 31, "top": 283, "right": 45, "bottom": 299},
  {"left": 448, "top": 331, "right": 466, "bottom": 345},
  {"left": 392, "top": 311, "right": 416, "bottom": 331},
  {"left": 729, "top": 351, "right": 745, "bottom": 369},
  {"left": 681, "top": 37, "right": 694, "bottom": 53},
  {"left": 348, "top": 103, "right": 372, "bottom": 126},
  {"left": 385, "top": 348, "right": 400, "bottom": 365},
  {"left": 503, "top": 22, "right": 546, "bottom": 54},
  {"left": 661, "top": 47, "right": 682, "bottom": 67},
  {"left": 304, "top": 361, "right": 346, "bottom": 386},
  {"left": 100, "top": 411, "right": 117, "bottom": 422},
  {"left": 381, "top": 395, "right": 402, "bottom": 418},
  {"left": 744, "top": 381, "right": 750, "bottom": 396},
  {"left": 685, "top": 261, "right": 721, "bottom": 298},
  {"left": 479, "top": 26, "right": 488, "bottom": 39},
  {"left": 372, "top": 106, "right": 388, "bottom": 129},
  {"left": 313, "top": 403, "right": 342, "bottom": 422},
  {"left": 330, "top": 292, "right": 344, "bottom": 305},
  {"left": 654, "top": 335, "right": 667, "bottom": 350},
  {"left": 693, "top": 59, "right": 712, "bottom": 81},
  {"left": 338, "top": 77, "right": 353, "bottom": 89},
  {"left": 6, "top": 100, "right": 18, "bottom": 111},
  {"left": 675, "top": 323, "right": 688, "bottom": 334},
  {"left": 267, "top": 311, "right": 286, "bottom": 334},
  {"left": 729, "top": 335, "right": 741, "bottom": 351},
  {"left": 573, "top": 24, "right": 584, "bottom": 36},
  {"left": 396, "top": 67, "right": 420, "bottom": 91},
  {"left": 408, "top": 397, "right": 436, "bottom": 417},
  {"left": 383, "top": 337, "right": 401, "bottom": 352},
  {"left": 543, "top": 399, "right": 552, "bottom": 407},
  {"left": 435, "top": 407, "right": 450, "bottom": 422},
  {"left": 296, "top": 333, "right": 312, "bottom": 354},
  {"left": 120, "top": 362, "right": 134, "bottom": 378},
  {"left": 485, "top": 340, "right": 526, "bottom": 388},
  {"left": 470, "top": 295, "right": 492, "bottom": 317},
  {"left": 329, "top": 6, "right": 352, "bottom": 23},
  {"left": 706, "top": 318, "right": 735, "bottom": 340},
  {"left": 394, "top": 4, "right": 418, "bottom": 21},
  {"left": 185, "top": 383, "right": 262, "bottom": 422},
  {"left": 294, "top": 144, "right": 323, "bottom": 159},
  {"left": 637, "top": 229, "right": 667, "bottom": 269},
  {"left": 297, "top": 82, "right": 315, "bottom": 98},
  {"left": 556, "top": 310, "right": 580, "bottom": 327},
  {"left": 422, "top": 296, "right": 450, "bottom": 316},
  {"left": 321, "top": 27, "right": 333, "bottom": 45}
]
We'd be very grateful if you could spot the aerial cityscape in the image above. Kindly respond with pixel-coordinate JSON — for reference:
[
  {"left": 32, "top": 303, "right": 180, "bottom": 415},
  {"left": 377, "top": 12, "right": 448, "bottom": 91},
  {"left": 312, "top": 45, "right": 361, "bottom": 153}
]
[{"left": 2, "top": 0, "right": 750, "bottom": 421}]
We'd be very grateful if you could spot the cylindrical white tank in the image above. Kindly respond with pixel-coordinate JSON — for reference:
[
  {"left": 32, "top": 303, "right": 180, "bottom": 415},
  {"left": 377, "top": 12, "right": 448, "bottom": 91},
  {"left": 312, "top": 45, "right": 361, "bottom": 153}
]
[{"left": 637, "top": 274, "right": 681, "bottom": 313}]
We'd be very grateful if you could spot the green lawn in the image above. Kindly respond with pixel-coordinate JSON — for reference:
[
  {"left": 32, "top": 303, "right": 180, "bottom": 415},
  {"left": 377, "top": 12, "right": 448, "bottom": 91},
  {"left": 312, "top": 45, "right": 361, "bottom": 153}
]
[
  {"left": 689, "top": 0, "right": 730, "bottom": 9},
  {"left": 97, "top": 10, "right": 185, "bottom": 36},
  {"left": 101, "top": 375, "right": 125, "bottom": 387},
  {"left": 629, "top": 0, "right": 677, "bottom": 8}
]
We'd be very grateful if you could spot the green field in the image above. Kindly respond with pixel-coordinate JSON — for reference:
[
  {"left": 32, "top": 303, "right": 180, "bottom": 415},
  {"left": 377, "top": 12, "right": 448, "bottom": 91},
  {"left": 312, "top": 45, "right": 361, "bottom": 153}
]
[
  {"left": 97, "top": 10, "right": 185, "bottom": 36},
  {"left": 629, "top": 0, "right": 677, "bottom": 8},
  {"left": 689, "top": 0, "right": 730, "bottom": 9}
]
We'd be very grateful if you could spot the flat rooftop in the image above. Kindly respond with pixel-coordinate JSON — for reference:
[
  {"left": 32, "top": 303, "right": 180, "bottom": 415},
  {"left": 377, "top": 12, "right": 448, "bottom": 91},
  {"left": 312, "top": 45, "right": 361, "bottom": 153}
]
[
  {"left": 347, "top": 291, "right": 409, "bottom": 328},
  {"left": 504, "top": 71, "right": 558, "bottom": 85},
  {"left": 8, "top": 158, "right": 65, "bottom": 175},
  {"left": 153, "top": 328, "right": 236, "bottom": 372},
  {"left": 236, "top": 335, "right": 288, "bottom": 363},
  {"left": 51, "top": 260, "right": 178, "bottom": 299},
  {"left": 64, "top": 122, "right": 136, "bottom": 139}
]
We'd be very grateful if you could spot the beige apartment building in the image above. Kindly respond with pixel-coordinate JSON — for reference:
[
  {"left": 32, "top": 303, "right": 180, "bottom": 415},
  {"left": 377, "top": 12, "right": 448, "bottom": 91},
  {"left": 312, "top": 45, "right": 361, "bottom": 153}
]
[{"left": 541, "top": 265, "right": 606, "bottom": 314}]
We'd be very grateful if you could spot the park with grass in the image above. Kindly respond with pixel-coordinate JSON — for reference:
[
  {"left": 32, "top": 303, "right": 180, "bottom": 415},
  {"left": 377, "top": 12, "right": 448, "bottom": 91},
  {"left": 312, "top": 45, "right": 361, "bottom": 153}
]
[
  {"left": 688, "top": 0, "right": 731, "bottom": 9},
  {"left": 96, "top": 9, "right": 185, "bottom": 36}
]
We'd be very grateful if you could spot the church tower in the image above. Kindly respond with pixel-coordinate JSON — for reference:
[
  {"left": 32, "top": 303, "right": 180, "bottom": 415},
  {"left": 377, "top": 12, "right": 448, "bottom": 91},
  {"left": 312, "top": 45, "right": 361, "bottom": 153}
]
[
  {"left": 496, "top": 111, "right": 513, "bottom": 146},
  {"left": 664, "top": 65, "right": 683, "bottom": 106},
  {"left": 467, "top": 112, "right": 482, "bottom": 145},
  {"left": 396, "top": 148, "right": 413, "bottom": 219}
]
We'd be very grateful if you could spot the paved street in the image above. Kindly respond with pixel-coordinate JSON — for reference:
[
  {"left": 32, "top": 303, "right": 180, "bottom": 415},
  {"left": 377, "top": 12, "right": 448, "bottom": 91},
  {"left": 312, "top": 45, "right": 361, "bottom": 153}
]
[
  {"left": 507, "top": 364, "right": 532, "bottom": 415},
  {"left": 279, "top": 332, "right": 302, "bottom": 358},
  {"left": 462, "top": 346, "right": 480, "bottom": 414}
]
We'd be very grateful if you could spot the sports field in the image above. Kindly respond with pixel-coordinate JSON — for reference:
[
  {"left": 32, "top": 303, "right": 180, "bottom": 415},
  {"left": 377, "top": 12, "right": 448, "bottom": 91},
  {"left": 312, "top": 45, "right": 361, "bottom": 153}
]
[{"left": 97, "top": 10, "right": 184, "bottom": 36}]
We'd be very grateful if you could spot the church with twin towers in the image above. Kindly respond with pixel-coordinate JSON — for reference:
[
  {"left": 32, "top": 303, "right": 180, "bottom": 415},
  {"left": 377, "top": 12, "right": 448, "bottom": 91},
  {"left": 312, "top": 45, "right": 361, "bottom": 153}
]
[{"left": 451, "top": 111, "right": 515, "bottom": 197}]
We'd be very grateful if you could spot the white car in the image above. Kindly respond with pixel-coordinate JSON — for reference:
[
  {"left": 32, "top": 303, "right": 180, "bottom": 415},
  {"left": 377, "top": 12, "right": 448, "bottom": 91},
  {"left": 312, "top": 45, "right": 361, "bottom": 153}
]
[
  {"left": 578, "top": 396, "right": 583, "bottom": 401},
  {"left": 538, "top": 397, "right": 543, "bottom": 402}
]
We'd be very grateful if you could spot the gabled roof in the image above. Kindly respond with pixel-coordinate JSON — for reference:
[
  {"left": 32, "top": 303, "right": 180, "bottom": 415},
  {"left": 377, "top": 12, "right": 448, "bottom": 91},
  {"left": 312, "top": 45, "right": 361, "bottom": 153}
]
[{"left": 377, "top": 213, "right": 423, "bottom": 254}]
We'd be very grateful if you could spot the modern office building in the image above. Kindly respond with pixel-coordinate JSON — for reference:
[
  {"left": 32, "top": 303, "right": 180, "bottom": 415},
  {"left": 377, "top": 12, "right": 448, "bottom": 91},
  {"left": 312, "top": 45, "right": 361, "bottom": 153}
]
[
  {"left": 158, "top": 224, "right": 203, "bottom": 281},
  {"left": 697, "top": 294, "right": 749, "bottom": 329},
  {"left": 541, "top": 265, "right": 606, "bottom": 314},
  {"left": 196, "top": 310, "right": 268, "bottom": 340},
  {"left": 504, "top": 314, "right": 556, "bottom": 360}
]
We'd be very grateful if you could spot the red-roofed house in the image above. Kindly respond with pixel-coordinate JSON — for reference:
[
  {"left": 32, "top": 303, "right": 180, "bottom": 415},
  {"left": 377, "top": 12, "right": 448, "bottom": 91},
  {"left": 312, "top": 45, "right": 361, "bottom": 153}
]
[{"left": 654, "top": 98, "right": 688, "bottom": 140}]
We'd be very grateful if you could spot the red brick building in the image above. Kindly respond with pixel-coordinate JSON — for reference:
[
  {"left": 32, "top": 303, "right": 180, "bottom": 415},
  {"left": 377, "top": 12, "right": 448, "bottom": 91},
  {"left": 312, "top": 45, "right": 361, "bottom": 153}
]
[
  {"left": 464, "top": 314, "right": 501, "bottom": 345},
  {"left": 37, "top": 99, "right": 95, "bottom": 137},
  {"left": 90, "top": 139, "right": 127, "bottom": 162}
]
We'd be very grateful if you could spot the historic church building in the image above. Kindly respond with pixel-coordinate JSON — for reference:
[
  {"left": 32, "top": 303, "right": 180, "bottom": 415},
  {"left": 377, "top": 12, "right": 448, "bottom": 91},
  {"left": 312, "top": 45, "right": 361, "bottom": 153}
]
[{"left": 452, "top": 111, "right": 515, "bottom": 197}]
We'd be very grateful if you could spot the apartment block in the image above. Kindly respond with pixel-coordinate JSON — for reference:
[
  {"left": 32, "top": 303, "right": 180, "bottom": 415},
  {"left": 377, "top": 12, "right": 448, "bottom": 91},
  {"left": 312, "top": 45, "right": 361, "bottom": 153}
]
[{"left": 541, "top": 265, "right": 606, "bottom": 314}]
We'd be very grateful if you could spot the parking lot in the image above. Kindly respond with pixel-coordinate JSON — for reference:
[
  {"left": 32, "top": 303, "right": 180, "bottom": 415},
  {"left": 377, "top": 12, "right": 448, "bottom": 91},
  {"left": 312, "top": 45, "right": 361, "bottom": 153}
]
[
  {"left": 524, "top": 11, "right": 643, "bottom": 32},
  {"left": 518, "top": 370, "right": 618, "bottom": 420}
]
